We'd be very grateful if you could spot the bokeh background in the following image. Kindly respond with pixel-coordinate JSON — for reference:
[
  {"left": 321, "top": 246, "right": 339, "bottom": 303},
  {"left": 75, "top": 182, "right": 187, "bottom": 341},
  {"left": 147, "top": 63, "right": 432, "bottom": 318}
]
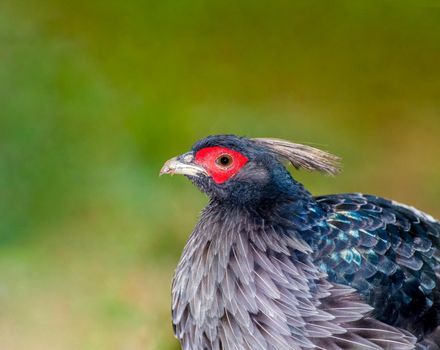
[{"left": 1, "top": 0, "right": 439, "bottom": 349}]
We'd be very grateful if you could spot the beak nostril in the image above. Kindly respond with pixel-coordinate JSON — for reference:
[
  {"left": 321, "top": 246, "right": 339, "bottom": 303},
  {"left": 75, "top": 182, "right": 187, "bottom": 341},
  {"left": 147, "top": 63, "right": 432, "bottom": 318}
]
[{"left": 182, "top": 153, "right": 194, "bottom": 163}]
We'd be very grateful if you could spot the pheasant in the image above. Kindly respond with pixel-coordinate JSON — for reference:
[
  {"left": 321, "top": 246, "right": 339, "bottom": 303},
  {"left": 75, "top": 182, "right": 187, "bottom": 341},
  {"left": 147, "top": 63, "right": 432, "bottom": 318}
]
[{"left": 160, "top": 134, "right": 440, "bottom": 350}]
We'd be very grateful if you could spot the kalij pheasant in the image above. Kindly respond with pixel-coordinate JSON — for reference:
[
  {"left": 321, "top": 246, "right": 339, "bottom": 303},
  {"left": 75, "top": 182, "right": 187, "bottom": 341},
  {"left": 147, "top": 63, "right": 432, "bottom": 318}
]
[{"left": 160, "top": 134, "right": 440, "bottom": 350}]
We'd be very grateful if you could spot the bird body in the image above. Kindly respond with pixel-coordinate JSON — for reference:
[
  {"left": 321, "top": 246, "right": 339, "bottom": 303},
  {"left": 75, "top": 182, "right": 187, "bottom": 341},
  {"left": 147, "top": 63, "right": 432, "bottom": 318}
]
[{"left": 161, "top": 135, "right": 440, "bottom": 349}]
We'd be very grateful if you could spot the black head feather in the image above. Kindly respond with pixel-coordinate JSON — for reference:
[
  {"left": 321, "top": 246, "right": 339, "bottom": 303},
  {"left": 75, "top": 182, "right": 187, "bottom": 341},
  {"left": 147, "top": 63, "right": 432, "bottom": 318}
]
[{"left": 189, "top": 135, "right": 325, "bottom": 206}]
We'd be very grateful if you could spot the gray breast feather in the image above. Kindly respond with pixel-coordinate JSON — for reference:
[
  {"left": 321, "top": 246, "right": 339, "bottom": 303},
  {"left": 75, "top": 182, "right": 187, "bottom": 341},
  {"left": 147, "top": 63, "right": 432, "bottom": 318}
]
[{"left": 172, "top": 207, "right": 416, "bottom": 350}]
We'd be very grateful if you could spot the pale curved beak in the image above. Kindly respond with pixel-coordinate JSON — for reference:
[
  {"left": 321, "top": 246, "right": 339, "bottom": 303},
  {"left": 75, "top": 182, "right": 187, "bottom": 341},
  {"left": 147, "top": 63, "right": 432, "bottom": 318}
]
[{"left": 160, "top": 151, "right": 208, "bottom": 177}]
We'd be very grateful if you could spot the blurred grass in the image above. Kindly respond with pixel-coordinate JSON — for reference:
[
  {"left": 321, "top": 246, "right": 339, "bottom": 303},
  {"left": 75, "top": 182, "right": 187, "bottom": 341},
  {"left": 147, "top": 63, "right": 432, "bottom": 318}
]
[{"left": 0, "top": 0, "right": 439, "bottom": 349}]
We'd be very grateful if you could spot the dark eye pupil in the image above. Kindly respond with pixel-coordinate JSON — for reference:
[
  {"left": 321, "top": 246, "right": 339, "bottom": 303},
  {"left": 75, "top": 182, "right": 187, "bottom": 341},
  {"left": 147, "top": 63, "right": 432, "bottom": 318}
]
[
  {"left": 219, "top": 156, "right": 231, "bottom": 166},
  {"left": 220, "top": 156, "right": 230, "bottom": 165}
]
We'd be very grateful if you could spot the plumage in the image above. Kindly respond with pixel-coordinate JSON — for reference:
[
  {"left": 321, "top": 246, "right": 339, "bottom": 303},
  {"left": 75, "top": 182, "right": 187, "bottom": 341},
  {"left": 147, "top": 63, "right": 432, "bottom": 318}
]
[
  {"left": 161, "top": 134, "right": 440, "bottom": 349},
  {"left": 313, "top": 194, "right": 440, "bottom": 339}
]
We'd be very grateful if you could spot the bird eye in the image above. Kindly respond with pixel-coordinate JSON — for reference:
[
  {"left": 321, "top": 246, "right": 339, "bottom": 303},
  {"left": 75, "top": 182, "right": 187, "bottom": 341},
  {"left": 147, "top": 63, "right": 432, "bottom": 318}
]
[{"left": 216, "top": 154, "right": 233, "bottom": 168}]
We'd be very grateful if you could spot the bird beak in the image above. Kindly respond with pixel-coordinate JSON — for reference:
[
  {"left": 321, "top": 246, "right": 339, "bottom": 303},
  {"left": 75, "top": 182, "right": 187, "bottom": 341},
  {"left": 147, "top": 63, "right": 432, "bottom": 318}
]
[{"left": 160, "top": 151, "right": 208, "bottom": 177}]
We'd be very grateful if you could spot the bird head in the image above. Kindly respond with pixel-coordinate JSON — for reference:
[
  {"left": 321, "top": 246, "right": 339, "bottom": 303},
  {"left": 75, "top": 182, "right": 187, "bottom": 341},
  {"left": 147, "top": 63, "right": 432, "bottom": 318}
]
[{"left": 160, "top": 135, "right": 340, "bottom": 206}]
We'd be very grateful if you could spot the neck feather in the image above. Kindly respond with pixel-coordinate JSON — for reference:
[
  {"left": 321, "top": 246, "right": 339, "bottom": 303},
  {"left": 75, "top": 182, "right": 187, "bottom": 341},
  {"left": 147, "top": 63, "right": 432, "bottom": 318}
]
[
  {"left": 172, "top": 193, "right": 417, "bottom": 350},
  {"left": 172, "top": 202, "right": 327, "bottom": 350}
]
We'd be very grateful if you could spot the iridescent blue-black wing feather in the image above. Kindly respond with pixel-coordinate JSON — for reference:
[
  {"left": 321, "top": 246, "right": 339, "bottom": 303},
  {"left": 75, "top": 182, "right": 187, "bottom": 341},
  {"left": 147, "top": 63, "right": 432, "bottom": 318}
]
[{"left": 312, "top": 193, "right": 440, "bottom": 340}]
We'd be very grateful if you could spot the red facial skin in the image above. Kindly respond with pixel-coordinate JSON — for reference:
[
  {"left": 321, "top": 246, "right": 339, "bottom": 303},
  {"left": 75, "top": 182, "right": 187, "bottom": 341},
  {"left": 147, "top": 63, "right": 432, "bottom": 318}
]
[{"left": 195, "top": 146, "right": 249, "bottom": 184}]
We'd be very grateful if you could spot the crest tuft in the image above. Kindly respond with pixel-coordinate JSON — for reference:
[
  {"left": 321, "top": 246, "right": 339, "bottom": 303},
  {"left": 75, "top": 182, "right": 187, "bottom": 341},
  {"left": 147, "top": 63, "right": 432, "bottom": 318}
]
[{"left": 251, "top": 137, "right": 341, "bottom": 175}]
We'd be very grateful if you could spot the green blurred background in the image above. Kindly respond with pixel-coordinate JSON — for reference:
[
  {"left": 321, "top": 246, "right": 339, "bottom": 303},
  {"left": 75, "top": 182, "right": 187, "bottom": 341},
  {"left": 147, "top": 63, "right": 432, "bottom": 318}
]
[{"left": 1, "top": 0, "right": 439, "bottom": 349}]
